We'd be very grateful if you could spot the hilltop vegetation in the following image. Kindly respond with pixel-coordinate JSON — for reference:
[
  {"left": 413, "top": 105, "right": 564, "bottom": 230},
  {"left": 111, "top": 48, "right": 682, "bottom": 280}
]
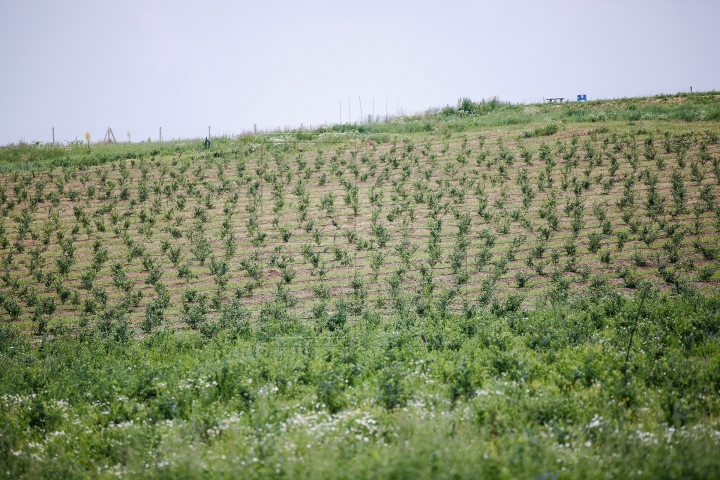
[{"left": 1, "top": 92, "right": 720, "bottom": 478}]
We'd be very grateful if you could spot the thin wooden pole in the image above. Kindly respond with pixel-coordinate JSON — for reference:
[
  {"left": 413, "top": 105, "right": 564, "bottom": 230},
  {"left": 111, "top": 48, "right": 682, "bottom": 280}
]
[{"left": 52, "top": 127, "right": 54, "bottom": 146}]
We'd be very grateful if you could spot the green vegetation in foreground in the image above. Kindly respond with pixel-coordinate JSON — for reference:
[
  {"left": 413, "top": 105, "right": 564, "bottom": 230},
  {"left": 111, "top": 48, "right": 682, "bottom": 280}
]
[
  {"left": 0, "top": 92, "right": 720, "bottom": 478},
  {"left": 1, "top": 290, "right": 720, "bottom": 478}
]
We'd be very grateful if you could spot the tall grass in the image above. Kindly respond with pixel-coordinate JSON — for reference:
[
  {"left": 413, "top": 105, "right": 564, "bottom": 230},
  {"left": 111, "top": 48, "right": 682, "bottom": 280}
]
[{"left": 2, "top": 92, "right": 718, "bottom": 172}]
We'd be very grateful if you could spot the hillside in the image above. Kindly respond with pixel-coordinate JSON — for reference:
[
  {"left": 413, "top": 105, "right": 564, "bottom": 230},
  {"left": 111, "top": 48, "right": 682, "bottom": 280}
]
[
  {"left": 0, "top": 93, "right": 719, "bottom": 332},
  {"left": 1, "top": 93, "right": 720, "bottom": 478}
]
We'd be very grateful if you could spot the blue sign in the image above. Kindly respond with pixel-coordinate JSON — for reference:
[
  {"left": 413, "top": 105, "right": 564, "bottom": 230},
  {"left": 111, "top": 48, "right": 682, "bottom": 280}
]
[{"left": 577, "top": 94, "right": 587, "bottom": 101}]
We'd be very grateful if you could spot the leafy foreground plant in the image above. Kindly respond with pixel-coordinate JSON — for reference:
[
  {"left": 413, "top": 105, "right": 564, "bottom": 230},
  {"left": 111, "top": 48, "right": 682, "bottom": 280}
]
[{"left": 1, "top": 290, "right": 720, "bottom": 479}]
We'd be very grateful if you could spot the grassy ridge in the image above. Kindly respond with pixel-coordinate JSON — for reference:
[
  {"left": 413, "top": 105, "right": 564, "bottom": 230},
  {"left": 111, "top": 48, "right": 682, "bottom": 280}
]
[
  {"left": 3, "top": 92, "right": 719, "bottom": 168},
  {"left": 314, "top": 91, "right": 720, "bottom": 137}
]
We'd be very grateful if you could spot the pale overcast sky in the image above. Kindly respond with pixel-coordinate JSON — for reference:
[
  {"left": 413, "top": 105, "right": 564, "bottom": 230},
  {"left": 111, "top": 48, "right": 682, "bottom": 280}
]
[{"left": 1, "top": 0, "right": 718, "bottom": 144}]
